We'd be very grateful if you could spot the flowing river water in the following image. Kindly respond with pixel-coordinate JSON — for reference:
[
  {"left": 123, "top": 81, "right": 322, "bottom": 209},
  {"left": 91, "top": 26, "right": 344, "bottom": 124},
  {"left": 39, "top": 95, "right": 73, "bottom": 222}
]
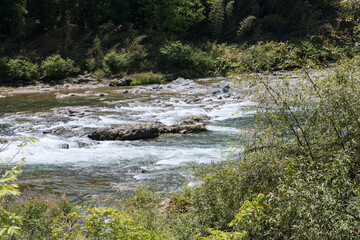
[{"left": 0, "top": 78, "right": 256, "bottom": 202}]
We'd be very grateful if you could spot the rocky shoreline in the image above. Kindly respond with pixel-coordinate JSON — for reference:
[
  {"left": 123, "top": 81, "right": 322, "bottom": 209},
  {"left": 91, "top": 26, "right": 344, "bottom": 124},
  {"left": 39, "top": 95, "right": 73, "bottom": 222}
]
[{"left": 0, "top": 73, "right": 235, "bottom": 97}]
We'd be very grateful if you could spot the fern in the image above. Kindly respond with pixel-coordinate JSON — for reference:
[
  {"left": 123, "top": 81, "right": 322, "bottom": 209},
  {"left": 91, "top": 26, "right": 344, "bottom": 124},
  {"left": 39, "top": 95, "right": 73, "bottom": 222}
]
[
  {"left": 237, "top": 15, "right": 257, "bottom": 37},
  {"left": 209, "top": 0, "right": 225, "bottom": 39},
  {"left": 225, "top": 1, "right": 234, "bottom": 17}
]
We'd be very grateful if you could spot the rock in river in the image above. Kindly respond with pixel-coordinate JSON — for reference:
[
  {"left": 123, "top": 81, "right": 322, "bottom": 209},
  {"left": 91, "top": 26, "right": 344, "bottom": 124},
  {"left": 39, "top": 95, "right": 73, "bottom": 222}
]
[
  {"left": 88, "top": 122, "right": 207, "bottom": 141},
  {"left": 88, "top": 122, "right": 161, "bottom": 141}
]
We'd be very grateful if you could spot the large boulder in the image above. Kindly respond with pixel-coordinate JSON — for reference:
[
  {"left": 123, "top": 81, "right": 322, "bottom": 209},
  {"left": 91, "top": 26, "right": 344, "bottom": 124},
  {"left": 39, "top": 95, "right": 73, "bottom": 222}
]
[
  {"left": 88, "top": 122, "right": 162, "bottom": 141},
  {"left": 88, "top": 122, "right": 207, "bottom": 141}
]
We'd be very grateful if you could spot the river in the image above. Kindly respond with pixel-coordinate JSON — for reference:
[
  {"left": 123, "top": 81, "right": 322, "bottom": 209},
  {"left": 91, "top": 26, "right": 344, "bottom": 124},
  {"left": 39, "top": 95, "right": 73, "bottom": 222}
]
[{"left": 0, "top": 78, "right": 255, "bottom": 202}]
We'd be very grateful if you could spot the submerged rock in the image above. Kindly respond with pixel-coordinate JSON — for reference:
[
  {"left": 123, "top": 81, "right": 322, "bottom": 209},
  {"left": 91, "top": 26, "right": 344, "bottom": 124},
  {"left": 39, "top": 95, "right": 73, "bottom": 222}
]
[
  {"left": 88, "top": 121, "right": 207, "bottom": 141},
  {"left": 43, "top": 126, "right": 68, "bottom": 135},
  {"left": 0, "top": 124, "right": 14, "bottom": 136},
  {"left": 222, "top": 84, "right": 231, "bottom": 93},
  {"left": 59, "top": 143, "right": 70, "bottom": 149},
  {"left": 55, "top": 107, "right": 93, "bottom": 117},
  {"left": 0, "top": 138, "right": 9, "bottom": 144},
  {"left": 77, "top": 142, "right": 90, "bottom": 148}
]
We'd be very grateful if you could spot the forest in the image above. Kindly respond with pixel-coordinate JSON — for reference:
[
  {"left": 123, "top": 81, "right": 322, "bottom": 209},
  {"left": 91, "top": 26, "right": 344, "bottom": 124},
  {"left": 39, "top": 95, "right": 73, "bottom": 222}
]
[
  {"left": 1, "top": 0, "right": 360, "bottom": 239},
  {"left": 0, "top": 0, "right": 348, "bottom": 84}
]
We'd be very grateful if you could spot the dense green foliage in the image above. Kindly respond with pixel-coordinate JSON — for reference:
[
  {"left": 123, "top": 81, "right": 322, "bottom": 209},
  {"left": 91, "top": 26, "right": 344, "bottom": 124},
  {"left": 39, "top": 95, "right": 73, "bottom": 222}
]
[
  {"left": 103, "top": 49, "right": 146, "bottom": 75},
  {"left": 41, "top": 55, "right": 79, "bottom": 79},
  {"left": 5, "top": 58, "right": 38, "bottom": 82},
  {"left": 159, "top": 41, "right": 216, "bottom": 78},
  {"left": 217, "top": 40, "right": 342, "bottom": 74},
  {"left": 0, "top": 0, "right": 351, "bottom": 84},
  {"left": 0, "top": 0, "right": 338, "bottom": 42},
  {"left": 196, "top": 57, "right": 360, "bottom": 239}
]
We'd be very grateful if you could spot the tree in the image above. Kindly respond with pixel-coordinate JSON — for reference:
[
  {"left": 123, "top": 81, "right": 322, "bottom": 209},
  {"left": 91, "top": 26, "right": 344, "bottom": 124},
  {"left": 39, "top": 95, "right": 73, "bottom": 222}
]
[
  {"left": 0, "top": 0, "right": 27, "bottom": 40},
  {"left": 136, "top": 0, "right": 205, "bottom": 36}
]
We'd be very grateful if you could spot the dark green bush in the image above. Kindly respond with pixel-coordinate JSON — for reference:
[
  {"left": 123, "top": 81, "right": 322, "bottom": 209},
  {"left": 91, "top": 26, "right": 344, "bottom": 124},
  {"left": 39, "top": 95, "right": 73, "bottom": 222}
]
[
  {"left": 5, "top": 57, "right": 39, "bottom": 81},
  {"left": 41, "top": 54, "right": 79, "bottom": 79},
  {"left": 103, "top": 49, "right": 146, "bottom": 74},
  {"left": 103, "top": 51, "right": 131, "bottom": 74},
  {"left": 159, "top": 41, "right": 216, "bottom": 78}
]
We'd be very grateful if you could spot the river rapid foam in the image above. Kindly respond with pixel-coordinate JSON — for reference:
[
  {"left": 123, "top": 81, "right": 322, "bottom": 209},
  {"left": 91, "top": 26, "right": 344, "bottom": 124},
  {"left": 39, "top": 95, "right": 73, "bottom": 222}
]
[{"left": 0, "top": 78, "right": 255, "bottom": 202}]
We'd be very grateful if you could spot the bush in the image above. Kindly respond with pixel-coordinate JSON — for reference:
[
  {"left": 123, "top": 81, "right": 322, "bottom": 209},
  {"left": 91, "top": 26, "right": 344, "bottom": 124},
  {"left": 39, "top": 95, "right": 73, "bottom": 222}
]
[
  {"left": 159, "top": 41, "right": 216, "bottom": 78},
  {"left": 15, "top": 196, "right": 74, "bottom": 240},
  {"left": 218, "top": 40, "right": 341, "bottom": 74},
  {"left": 6, "top": 57, "right": 39, "bottom": 81},
  {"left": 129, "top": 72, "right": 164, "bottom": 85},
  {"left": 103, "top": 51, "right": 131, "bottom": 74},
  {"left": 41, "top": 54, "right": 79, "bottom": 79},
  {"left": 194, "top": 58, "right": 360, "bottom": 239},
  {"left": 51, "top": 187, "right": 169, "bottom": 239},
  {"left": 85, "top": 58, "right": 98, "bottom": 72},
  {"left": 103, "top": 49, "right": 146, "bottom": 74}
]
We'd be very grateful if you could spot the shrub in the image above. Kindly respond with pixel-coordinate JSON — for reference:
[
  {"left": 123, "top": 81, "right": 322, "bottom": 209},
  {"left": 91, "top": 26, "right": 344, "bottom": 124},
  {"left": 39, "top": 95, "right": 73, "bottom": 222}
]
[
  {"left": 6, "top": 57, "right": 39, "bottom": 81},
  {"left": 15, "top": 196, "right": 74, "bottom": 240},
  {"left": 159, "top": 41, "right": 217, "bottom": 78},
  {"left": 193, "top": 58, "right": 360, "bottom": 239},
  {"left": 129, "top": 72, "right": 164, "bottom": 85},
  {"left": 103, "top": 51, "right": 131, "bottom": 74},
  {"left": 103, "top": 49, "right": 146, "bottom": 74},
  {"left": 51, "top": 188, "right": 169, "bottom": 239},
  {"left": 218, "top": 40, "right": 341, "bottom": 74},
  {"left": 85, "top": 58, "right": 98, "bottom": 72},
  {"left": 41, "top": 54, "right": 79, "bottom": 79},
  {"left": 0, "top": 163, "right": 23, "bottom": 238}
]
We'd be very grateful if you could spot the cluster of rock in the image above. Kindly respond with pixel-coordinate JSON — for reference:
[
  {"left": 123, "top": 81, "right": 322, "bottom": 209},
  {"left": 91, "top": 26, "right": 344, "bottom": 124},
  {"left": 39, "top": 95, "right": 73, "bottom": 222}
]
[
  {"left": 131, "top": 78, "right": 206, "bottom": 94},
  {"left": 54, "top": 107, "right": 93, "bottom": 117},
  {"left": 109, "top": 77, "right": 132, "bottom": 87},
  {"left": 88, "top": 121, "right": 207, "bottom": 141},
  {"left": 76, "top": 74, "right": 98, "bottom": 85}
]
